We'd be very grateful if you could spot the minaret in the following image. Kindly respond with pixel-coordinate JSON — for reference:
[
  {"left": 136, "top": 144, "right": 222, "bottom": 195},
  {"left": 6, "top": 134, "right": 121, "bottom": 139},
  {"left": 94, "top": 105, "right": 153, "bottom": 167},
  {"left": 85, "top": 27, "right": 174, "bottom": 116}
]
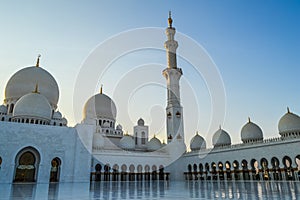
[{"left": 162, "top": 12, "right": 184, "bottom": 143}]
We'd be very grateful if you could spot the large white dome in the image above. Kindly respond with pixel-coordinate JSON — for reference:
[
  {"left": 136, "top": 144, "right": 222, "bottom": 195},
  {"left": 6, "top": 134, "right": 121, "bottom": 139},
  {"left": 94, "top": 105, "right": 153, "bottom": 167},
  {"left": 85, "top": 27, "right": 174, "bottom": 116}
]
[
  {"left": 0, "top": 105, "right": 7, "bottom": 114},
  {"left": 241, "top": 119, "right": 263, "bottom": 143},
  {"left": 5, "top": 66, "right": 59, "bottom": 109},
  {"left": 190, "top": 132, "right": 206, "bottom": 151},
  {"left": 278, "top": 109, "right": 300, "bottom": 135},
  {"left": 147, "top": 136, "right": 162, "bottom": 151},
  {"left": 212, "top": 127, "right": 231, "bottom": 147},
  {"left": 13, "top": 92, "right": 52, "bottom": 120},
  {"left": 119, "top": 135, "right": 135, "bottom": 150},
  {"left": 83, "top": 93, "right": 117, "bottom": 120}
]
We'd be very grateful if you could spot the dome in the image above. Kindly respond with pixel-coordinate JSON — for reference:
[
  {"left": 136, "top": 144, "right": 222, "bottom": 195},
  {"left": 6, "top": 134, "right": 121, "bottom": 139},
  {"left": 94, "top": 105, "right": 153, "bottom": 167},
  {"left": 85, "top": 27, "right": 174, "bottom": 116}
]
[
  {"left": 103, "top": 121, "right": 110, "bottom": 128},
  {"left": 5, "top": 66, "right": 59, "bottom": 109},
  {"left": 212, "top": 127, "right": 231, "bottom": 147},
  {"left": 147, "top": 136, "right": 162, "bottom": 151},
  {"left": 116, "top": 124, "right": 123, "bottom": 130},
  {"left": 137, "top": 118, "right": 145, "bottom": 126},
  {"left": 61, "top": 117, "right": 68, "bottom": 125},
  {"left": 13, "top": 92, "right": 52, "bottom": 120},
  {"left": 119, "top": 135, "right": 135, "bottom": 150},
  {"left": 0, "top": 105, "right": 7, "bottom": 114},
  {"left": 83, "top": 93, "right": 117, "bottom": 120},
  {"left": 241, "top": 119, "right": 263, "bottom": 143},
  {"left": 53, "top": 111, "right": 62, "bottom": 119},
  {"left": 278, "top": 108, "right": 300, "bottom": 135},
  {"left": 190, "top": 132, "right": 206, "bottom": 151}
]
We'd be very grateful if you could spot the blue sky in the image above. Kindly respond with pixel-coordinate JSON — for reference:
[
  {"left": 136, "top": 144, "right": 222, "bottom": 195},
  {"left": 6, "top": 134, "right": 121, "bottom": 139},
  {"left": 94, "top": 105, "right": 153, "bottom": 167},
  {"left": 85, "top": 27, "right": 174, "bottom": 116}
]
[{"left": 0, "top": 1, "right": 299, "bottom": 147}]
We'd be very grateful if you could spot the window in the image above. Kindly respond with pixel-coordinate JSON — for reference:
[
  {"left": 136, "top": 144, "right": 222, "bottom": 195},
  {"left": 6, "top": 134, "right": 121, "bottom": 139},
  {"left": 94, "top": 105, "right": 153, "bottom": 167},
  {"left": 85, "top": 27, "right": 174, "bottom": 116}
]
[{"left": 141, "top": 132, "right": 146, "bottom": 144}]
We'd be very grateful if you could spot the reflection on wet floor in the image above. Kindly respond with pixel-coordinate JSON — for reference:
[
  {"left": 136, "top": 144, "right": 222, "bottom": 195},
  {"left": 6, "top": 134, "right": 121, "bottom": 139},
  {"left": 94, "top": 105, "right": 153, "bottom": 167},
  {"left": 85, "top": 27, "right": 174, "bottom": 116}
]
[{"left": 1, "top": 181, "right": 299, "bottom": 199}]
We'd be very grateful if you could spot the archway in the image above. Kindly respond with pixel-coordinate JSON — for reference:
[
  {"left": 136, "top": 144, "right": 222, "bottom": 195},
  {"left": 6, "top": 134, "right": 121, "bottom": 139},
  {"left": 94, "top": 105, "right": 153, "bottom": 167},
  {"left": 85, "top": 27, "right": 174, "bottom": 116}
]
[
  {"left": 232, "top": 160, "right": 239, "bottom": 180},
  {"left": 218, "top": 162, "right": 224, "bottom": 180},
  {"left": 144, "top": 165, "right": 150, "bottom": 181},
  {"left": 95, "top": 164, "right": 102, "bottom": 181},
  {"left": 211, "top": 162, "right": 217, "bottom": 180},
  {"left": 49, "top": 157, "right": 61, "bottom": 182},
  {"left": 104, "top": 164, "right": 110, "bottom": 181},
  {"left": 14, "top": 147, "right": 40, "bottom": 182},
  {"left": 261, "top": 158, "right": 269, "bottom": 180},
  {"left": 121, "top": 164, "right": 127, "bottom": 181},
  {"left": 225, "top": 161, "right": 231, "bottom": 180},
  {"left": 137, "top": 165, "right": 143, "bottom": 181},
  {"left": 151, "top": 165, "right": 157, "bottom": 180},
  {"left": 193, "top": 164, "right": 198, "bottom": 180},
  {"left": 283, "top": 156, "right": 294, "bottom": 180},
  {"left": 205, "top": 163, "right": 210, "bottom": 180},
  {"left": 271, "top": 157, "right": 281, "bottom": 180},
  {"left": 251, "top": 159, "right": 260, "bottom": 180},
  {"left": 112, "top": 164, "right": 119, "bottom": 181},
  {"left": 159, "top": 165, "right": 165, "bottom": 180},
  {"left": 187, "top": 164, "right": 192, "bottom": 180},
  {"left": 241, "top": 159, "right": 250, "bottom": 180},
  {"left": 199, "top": 164, "right": 204, "bottom": 180},
  {"left": 129, "top": 164, "right": 135, "bottom": 181}
]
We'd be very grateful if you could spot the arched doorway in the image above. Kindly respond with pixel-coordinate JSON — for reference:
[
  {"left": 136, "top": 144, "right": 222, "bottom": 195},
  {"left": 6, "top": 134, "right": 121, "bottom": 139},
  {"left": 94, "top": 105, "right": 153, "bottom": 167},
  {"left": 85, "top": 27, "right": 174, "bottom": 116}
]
[
  {"left": 218, "top": 162, "right": 224, "bottom": 180},
  {"left": 50, "top": 157, "right": 61, "bottom": 182},
  {"left": 261, "top": 158, "right": 269, "bottom": 180},
  {"left": 271, "top": 157, "right": 281, "bottom": 180},
  {"left": 283, "top": 156, "right": 294, "bottom": 180},
  {"left": 199, "top": 164, "right": 204, "bottom": 180},
  {"left": 14, "top": 147, "right": 40, "bottom": 182},
  {"left": 251, "top": 159, "right": 260, "bottom": 180},
  {"left": 95, "top": 164, "right": 102, "bottom": 181},
  {"left": 241, "top": 159, "right": 250, "bottom": 180},
  {"left": 205, "top": 163, "right": 210, "bottom": 180},
  {"left": 232, "top": 160, "right": 240, "bottom": 180},
  {"left": 225, "top": 161, "right": 231, "bottom": 180}
]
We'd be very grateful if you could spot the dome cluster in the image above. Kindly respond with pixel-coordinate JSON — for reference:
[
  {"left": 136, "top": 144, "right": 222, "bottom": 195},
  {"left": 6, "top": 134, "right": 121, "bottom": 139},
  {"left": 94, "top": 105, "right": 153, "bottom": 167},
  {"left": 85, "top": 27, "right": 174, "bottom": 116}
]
[
  {"left": 0, "top": 59, "right": 67, "bottom": 127},
  {"left": 189, "top": 108, "right": 300, "bottom": 152}
]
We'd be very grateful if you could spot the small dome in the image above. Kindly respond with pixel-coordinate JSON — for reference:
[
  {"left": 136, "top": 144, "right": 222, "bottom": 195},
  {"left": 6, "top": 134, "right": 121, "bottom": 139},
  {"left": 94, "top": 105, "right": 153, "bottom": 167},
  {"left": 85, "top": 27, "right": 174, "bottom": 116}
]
[
  {"left": 241, "top": 119, "right": 263, "bottom": 143},
  {"left": 5, "top": 66, "right": 59, "bottom": 109},
  {"left": 83, "top": 93, "right": 117, "bottom": 120},
  {"left": 190, "top": 132, "right": 206, "bottom": 151},
  {"left": 13, "top": 92, "right": 52, "bottom": 120},
  {"left": 61, "top": 117, "right": 68, "bottom": 125},
  {"left": 103, "top": 121, "right": 110, "bottom": 128},
  {"left": 278, "top": 108, "right": 300, "bottom": 135},
  {"left": 119, "top": 135, "right": 135, "bottom": 150},
  {"left": 53, "top": 111, "right": 62, "bottom": 119},
  {"left": 212, "top": 127, "right": 231, "bottom": 147},
  {"left": 147, "top": 136, "right": 162, "bottom": 151},
  {"left": 0, "top": 105, "right": 7, "bottom": 114},
  {"left": 116, "top": 124, "right": 123, "bottom": 130},
  {"left": 137, "top": 118, "right": 145, "bottom": 126}
]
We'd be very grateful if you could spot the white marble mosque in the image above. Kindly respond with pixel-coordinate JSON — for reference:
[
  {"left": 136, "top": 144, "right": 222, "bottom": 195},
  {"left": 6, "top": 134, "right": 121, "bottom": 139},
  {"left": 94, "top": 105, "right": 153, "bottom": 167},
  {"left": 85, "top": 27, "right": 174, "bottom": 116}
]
[{"left": 0, "top": 14, "right": 300, "bottom": 184}]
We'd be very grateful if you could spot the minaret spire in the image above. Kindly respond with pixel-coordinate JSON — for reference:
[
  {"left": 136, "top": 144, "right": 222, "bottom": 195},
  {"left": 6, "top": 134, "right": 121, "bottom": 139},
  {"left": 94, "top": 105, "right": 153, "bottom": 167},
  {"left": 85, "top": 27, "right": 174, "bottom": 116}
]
[
  {"left": 36, "top": 54, "right": 41, "bottom": 67},
  {"left": 168, "top": 11, "right": 173, "bottom": 28},
  {"left": 162, "top": 12, "right": 184, "bottom": 143},
  {"left": 100, "top": 84, "right": 103, "bottom": 94}
]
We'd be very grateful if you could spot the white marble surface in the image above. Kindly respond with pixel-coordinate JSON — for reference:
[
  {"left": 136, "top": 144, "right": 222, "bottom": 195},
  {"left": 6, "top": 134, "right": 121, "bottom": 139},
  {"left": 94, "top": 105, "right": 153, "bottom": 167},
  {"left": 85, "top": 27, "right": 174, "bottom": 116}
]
[{"left": 0, "top": 181, "right": 299, "bottom": 199}]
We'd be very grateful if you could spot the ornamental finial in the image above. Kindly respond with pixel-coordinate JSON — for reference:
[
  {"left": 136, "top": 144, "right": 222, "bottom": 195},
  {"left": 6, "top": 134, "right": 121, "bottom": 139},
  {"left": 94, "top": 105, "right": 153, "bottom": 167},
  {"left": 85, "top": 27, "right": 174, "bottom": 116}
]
[
  {"left": 100, "top": 84, "right": 103, "bottom": 94},
  {"left": 36, "top": 54, "right": 41, "bottom": 67},
  {"left": 248, "top": 117, "right": 251, "bottom": 123},
  {"left": 33, "top": 83, "right": 40, "bottom": 94},
  {"left": 287, "top": 107, "right": 290, "bottom": 113},
  {"left": 168, "top": 11, "right": 173, "bottom": 28}
]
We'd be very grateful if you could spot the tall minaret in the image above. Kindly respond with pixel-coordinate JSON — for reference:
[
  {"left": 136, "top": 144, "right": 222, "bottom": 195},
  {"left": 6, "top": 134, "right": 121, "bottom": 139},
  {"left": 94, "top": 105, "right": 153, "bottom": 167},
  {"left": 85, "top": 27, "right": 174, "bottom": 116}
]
[{"left": 162, "top": 12, "right": 184, "bottom": 143}]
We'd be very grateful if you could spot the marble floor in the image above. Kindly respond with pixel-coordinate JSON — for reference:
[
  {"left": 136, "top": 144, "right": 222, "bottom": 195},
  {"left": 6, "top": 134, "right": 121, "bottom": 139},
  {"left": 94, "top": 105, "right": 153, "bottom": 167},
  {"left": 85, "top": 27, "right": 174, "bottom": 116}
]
[{"left": 0, "top": 181, "right": 300, "bottom": 199}]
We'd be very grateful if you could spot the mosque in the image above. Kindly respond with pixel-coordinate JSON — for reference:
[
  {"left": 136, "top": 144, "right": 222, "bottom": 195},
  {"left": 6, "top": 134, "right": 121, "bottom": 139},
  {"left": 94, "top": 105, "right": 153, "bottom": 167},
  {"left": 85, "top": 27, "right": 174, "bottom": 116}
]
[{"left": 0, "top": 14, "right": 299, "bottom": 184}]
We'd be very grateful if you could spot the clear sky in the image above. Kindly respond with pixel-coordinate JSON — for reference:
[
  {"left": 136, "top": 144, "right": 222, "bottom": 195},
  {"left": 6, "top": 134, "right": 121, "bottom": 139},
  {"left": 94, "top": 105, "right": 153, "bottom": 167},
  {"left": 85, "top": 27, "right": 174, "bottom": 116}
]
[{"left": 0, "top": 1, "right": 299, "bottom": 147}]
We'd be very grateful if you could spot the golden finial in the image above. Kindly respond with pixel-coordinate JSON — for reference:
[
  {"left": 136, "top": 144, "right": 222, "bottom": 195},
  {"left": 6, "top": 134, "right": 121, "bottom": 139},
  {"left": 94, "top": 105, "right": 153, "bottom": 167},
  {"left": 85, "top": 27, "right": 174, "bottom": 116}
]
[
  {"left": 219, "top": 125, "right": 221, "bottom": 130},
  {"left": 33, "top": 83, "right": 40, "bottom": 94},
  {"left": 100, "top": 84, "right": 103, "bottom": 94},
  {"left": 168, "top": 11, "right": 173, "bottom": 28},
  {"left": 248, "top": 117, "right": 251, "bottom": 123},
  {"left": 154, "top": 134, "right": 156, "bottom": 138},
  {"left": 36, "top": 54, "right": 41, "bottom": 67},
  {"left": 196, "top": 131, "right": 199, "bottom": 135},
  {"left": 287, "top": 107, "right": 290, "bottom": 113}
]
